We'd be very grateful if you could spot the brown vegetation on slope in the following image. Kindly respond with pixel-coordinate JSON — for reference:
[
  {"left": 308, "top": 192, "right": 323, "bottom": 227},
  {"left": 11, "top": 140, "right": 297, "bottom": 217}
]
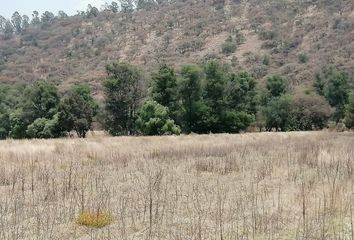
[{"left": 0, "top": 0, "right": 354, "bottom": 94}]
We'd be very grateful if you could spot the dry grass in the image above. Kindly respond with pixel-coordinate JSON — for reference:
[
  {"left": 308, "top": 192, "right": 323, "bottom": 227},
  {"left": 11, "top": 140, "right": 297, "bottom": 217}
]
[{"left": 0, "top": 131, "right": 353, "bottom": 239}]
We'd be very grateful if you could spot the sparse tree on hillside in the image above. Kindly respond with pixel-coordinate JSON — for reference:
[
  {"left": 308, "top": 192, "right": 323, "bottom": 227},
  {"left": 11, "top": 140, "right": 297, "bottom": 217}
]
[
  {"left": 136, "top": 0, "right": 157, "bottom": 10},
  {"left": 120, "top": 0, "right": 134, "bottom": 13},
  {"left": 31, "top": 11, "right": 41, "bottom": 26},
  {"left": 41, "top": 11, "right": 55, "bottom": 26},
  {"left": 0, "top": 15, "right": 6, "bottom": 32},
  {"left": 103, "top": 62, "right": 145, "bottom": 136},
  {"left": 11, "top": 12, "right": 22, "bottom": 33},
  {"left": 110, "top": 1, "right": 120, "bottom": 13},
  {"left": 58, "top": 10, "right": 68, "bottom": 18},
  {"left": 3, "top": 20, "right": 14, "bottom": 40},
  {"left": 86, "top": 4, "right": 100, "bottom": 18},
  {"left": 21, "top": 15, "right": 30, "bottom": 31}
]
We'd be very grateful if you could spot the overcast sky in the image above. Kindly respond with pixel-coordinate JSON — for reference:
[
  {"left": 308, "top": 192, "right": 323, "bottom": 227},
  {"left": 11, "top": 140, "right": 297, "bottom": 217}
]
[{"left": 0, "top": 0, "right": 106, "bottom": 18}]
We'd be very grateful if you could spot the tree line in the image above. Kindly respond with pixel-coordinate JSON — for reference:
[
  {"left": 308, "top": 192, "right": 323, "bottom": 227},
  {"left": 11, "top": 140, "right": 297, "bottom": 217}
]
[
  {"left": 1, "top": 60, "right": 353, "bottom": 139},
  {"left": 0, "top": 0, "right": 174, "bottom": 40}
]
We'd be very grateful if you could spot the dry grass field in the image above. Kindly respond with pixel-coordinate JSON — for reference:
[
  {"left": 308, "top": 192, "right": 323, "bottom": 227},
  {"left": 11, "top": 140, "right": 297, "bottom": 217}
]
[{"left": 0, "top": 132, "right": 353, "bottom": 240}]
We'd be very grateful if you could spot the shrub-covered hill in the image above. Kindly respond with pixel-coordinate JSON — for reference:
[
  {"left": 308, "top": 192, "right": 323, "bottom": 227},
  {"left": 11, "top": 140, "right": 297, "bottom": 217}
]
[{"left": 0, "top": 0, "right": 354, "bottom": 93}]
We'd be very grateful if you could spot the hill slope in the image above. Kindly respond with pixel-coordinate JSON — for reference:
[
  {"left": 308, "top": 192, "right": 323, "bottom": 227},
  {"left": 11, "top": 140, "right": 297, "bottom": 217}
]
[{"left": 0, "top": 0, "right": 354, "bottom": 93}]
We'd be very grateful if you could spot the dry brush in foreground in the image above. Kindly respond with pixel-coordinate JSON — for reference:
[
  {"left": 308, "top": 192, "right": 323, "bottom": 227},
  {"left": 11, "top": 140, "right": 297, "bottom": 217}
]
[{"left": 0, "top": 132, "right": 353, "bottom": 239}]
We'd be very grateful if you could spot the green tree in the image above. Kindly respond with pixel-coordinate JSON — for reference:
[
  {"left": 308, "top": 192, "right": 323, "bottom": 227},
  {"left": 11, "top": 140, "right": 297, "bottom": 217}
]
[
  {"left": 179, "top": 65, "right": 209, "bottom": 133},
  {"left": 344, "top": 91, "right": 354, "bottom": 129},
  {"left": 41, "top": 11, "right": 55, "bottom": 26},
  {"left": 221, "top": 111, "right": 254, "bottom": 133},
  {"left": 266, "top": 75, "right": 288, "bottom": 98},
  {"left": 58, "top": 11, "right": 68, "bottom": 18},
  {"left": 109, "top": 2, "right": 119, "bottom": 12},
  {"left": 9, "top": 81, "right": 62, "bottom": 139},
  {"left": 263, "top": 95, "right": 291, "bottom": 131},
  {"left": 0, "top": 111, "right": 10, "bottom": 139},
  {"left": 203, "top": 60, "right": 227, "bottom": 132},
  {"left": 136, "top": 100, "right": 181, "bottom": 135},
  {"left": 31, "top": 11, "right": 41, "bottom": 26},
  {"left": 21, "top": 15, "right": 30, "bottom": 31},
  {"left": 59, "top": 84, "right": 98, "bottom": 138},
  {"left": 3, "top": 20, "right": 14, "bottom": 40},
  {"left": 0, "top": 15, "right": 6, "bottom": 33},
  {"left": 26, "top": 114, "right": 62, "bottom": 139},
  {"left": 120, "top": 0, "right": 134, "bottom": 13},
  {"left": 227, "top": 72, "right": 257, "bottom": 114},
  {"left": 103, "top": 62, "right": 145, "bottom": 136},
  {"left": 11, "top": 11, "right": 22, "bottom": 33},
  {"left": 9, "top": 109, "right": 29, "bottom": 139},
  {"left": 86, "top": 4, "right": 100, "bottom": 18},
  {"left": 22, "top": 81, "right": 60, "bottom": 121},
  {"left": 151, "top": 64, "right": 179, "bottom": 119},
  {"left": 0, "top": 84, "right": 25, "bottom": 139},
  {"left": 324, "top": 71, "right": 349, "bottom": 122}
]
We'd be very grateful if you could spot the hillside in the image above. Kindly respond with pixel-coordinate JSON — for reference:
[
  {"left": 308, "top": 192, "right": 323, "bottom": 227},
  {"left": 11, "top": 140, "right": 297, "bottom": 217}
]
[{"left": 1, "top": 0, "right": 354, "bottom": 94}]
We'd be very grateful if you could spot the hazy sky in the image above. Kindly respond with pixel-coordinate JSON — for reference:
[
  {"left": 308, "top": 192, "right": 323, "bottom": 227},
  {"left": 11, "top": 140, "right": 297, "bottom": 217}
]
[{"left": 0, "top": 0, "right": 106, "bottom": 18}]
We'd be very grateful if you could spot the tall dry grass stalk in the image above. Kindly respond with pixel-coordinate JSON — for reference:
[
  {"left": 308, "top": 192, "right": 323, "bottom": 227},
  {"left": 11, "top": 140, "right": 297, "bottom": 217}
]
[{"left": 0, "top": 132, "right": 353, "bottom": 239}]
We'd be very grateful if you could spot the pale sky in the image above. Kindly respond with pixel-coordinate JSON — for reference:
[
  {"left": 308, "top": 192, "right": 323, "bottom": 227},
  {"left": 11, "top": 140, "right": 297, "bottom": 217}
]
[{"left": 0, "top": 0, "right": 107, "bottom": 18}]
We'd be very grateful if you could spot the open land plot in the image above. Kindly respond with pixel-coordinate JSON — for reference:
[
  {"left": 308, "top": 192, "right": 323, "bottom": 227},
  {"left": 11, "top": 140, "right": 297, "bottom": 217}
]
[{"left": 0, "top": 132, "right": 353, "bottom": 239}]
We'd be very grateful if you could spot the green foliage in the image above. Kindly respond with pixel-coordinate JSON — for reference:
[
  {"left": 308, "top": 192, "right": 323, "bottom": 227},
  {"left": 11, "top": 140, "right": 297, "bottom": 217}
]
[
  {"left": 31, "top": 11, "right": 40, "bottom": 26},
  {"left": 136, "top": 100, "right": 181, "bottom": 135},
  {"left": 59, "top": 84, "right": 98, "bottom": 138},
  {"left": 298, "top": 53, "right": 308, "bottom": 63},
  {"left": 221, "top": 111, "right": 254, "bottom": 133},
  {"left": 3, "top": 20, "right": 14, "bottom": 40},
  {"left": 103, "top": 62, "right": 145, "bottom": 136},
  {"left": 41, "top": 11, "right": 55, "bottom": 26},
  {"left": 262, "top": 95, "right": 291, "bottom": 131},
  {"left": 26, "top": 114, "right": 62, "bottom": 139},
  {"left": 344, "top": 91, "right": 354, "bottom": 129},
  {"left": 0, "top": 111, "right": 10, "bottom": 139},
  {"left": 221, "top": 37, "right": 237, "bottom": 55},
  {"left": 203, "top": 60, "right": 227, "bottom": 132},
  {"left": 178, "top": 65, "right": 209, "bottom": 133},
  {"left": 324, "top": 71, "right": 349, "bottom": 122},
  {"left": 9, "top": 109, "right": 29, "bottom": 139},
  {"left": 22, "top": 81, "right": 60, "bottom": 121},
  {"left": 227, "top": 72, "right": 257, "bottom": 114},
  {"left": 11, "top": 12, "right": 22, "bottom": 34},
  {"left": 266, "top": 75, "right": 288, "bottom": 98},
  {"left": 86, "top": 4, "right": 99, "bottom": 18},
  {"left": 151, "top": 64, "right": 179, "bottom": 119},
  {"left": 315, "top": 68, "right": 350, "bottom": 122}
]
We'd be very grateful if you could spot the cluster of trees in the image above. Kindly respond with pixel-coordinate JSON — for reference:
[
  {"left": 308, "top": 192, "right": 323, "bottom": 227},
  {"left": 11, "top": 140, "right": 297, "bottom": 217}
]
[
  {"left": 0, "top": 10, "right": 64, "bottom": 39},
  {"left": 0, "top": 0, "right": 173, "bottom": 39},
  {"left": 102, "top": 61, "right": 354, "bottom": 136},
  {"left": 0, "top": 82, "right": 97, "bottom": 139},
  {"left": 1, "top": 60, "right": 353, "bottom": 139},
  {"left": 103, "top": 61, "right": 257, "bottom": 136}
]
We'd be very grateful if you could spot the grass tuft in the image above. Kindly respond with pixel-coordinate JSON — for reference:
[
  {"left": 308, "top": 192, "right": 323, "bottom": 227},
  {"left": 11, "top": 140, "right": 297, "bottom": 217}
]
[{"left": 75, "top": 211, "right": 113, "bottom": 228}]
